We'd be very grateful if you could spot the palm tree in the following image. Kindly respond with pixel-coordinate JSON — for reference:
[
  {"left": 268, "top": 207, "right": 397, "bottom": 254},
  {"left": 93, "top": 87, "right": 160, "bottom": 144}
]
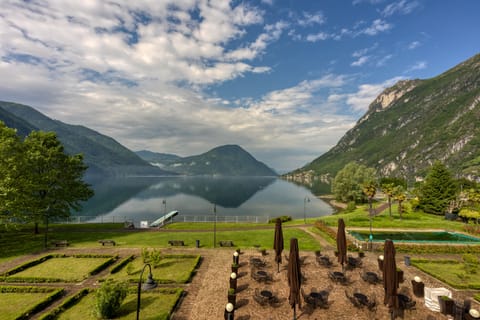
[
  {"left": 382, "top": 183, "right": 395, "bottom": 219},
  {"left": 393, "top": 186, "right": 407, "bottom": 220},
  {"left": 362, "top": 181, "right": 377, "bottom": 251}
]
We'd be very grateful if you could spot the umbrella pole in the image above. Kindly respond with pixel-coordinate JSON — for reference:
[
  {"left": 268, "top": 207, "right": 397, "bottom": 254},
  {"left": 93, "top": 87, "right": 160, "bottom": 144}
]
[{"left": 293, "top": 305, "right": 297, "bottom": 320}]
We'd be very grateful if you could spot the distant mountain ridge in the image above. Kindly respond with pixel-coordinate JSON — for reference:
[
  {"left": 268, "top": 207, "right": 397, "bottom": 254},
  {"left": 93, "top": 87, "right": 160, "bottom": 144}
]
[
  {"left": 136, "top": 145, "right": 277, "bottom": 176},
  {"left": 0, "top": 101, "right": 173, "bottom": 177},
  {"left": 286, "top": 53, "right": 480, "bottom": 186},
  {"left": 0, "top": 101, "right": 275, "bottom": 177}
]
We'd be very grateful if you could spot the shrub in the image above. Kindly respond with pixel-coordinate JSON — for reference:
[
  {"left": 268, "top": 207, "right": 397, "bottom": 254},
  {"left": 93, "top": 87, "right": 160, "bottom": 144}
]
[
  {"left": 93, "top": 280, "right": 128, "bottom": 319},
  {"left": 268, "top": 216, "right": 292, "bottom": 223},
  {"left": 345, "top": 201, "right": 356, "bottom": 212},
  {"left": 462, "top": 253, "right": 479, "bottom": 274}
]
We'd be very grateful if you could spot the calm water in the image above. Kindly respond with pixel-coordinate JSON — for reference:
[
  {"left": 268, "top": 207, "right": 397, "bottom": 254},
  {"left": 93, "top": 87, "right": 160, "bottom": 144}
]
[{"left": 74, "top": 176, "right": 333, "bottom": 225}]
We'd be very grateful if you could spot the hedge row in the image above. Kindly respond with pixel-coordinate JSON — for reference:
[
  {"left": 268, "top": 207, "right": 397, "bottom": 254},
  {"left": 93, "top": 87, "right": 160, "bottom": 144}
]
[
  {"left": 38, "top": 288, "right": 90, "bottom": 320},
  {"left": 89, "top": 256, "right": 118, "bottom": 276},
  {"left": 0, "top": 286, "right": 59, "bottom": 293},
  {"left": 16, "top": 288, "right": 64, "bottom": 320},
  {"left": 1, "top": 255, "right": 54, "bottom": 277},
  {"left": 314, "top": 221, "right": 480, "bottom": 254},
  {"left": 110, "top": 255, "right": 135, "bottom": 274}
]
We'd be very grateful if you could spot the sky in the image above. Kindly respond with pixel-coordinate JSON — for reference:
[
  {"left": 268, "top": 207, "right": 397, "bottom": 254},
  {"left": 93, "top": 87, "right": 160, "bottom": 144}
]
[{"left": 1, "top": 1, "right": 479, "bottom": 172}]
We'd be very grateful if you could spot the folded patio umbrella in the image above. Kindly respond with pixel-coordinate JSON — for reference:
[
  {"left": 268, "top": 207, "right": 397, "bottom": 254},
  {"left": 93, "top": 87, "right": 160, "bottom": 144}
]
[
  {"left": 288, "top": 238, "right": 302, "bottom": 320},
  {"left": 336, "top": 218, "right": 347, "bottom": 272},
  {"left": 383, "top": 239, "right": 399, "bottom": 320},
  {"left": 273, "top": 218, "right": 284, "bottom": 273}
]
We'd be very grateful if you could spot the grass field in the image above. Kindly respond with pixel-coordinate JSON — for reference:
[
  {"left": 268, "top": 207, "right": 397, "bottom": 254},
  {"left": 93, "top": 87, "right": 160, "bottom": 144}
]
[
  {"left": 1, "top": 292, "right": 54, "bottom": 319},
  {"left": 412, "top": 259, "right": 480, "bottom": 290},
  {"left": 108, "top": 255, "right": 200, "bottom": 284},
  {"left": 55, "top": 289, "right": 183, "bottom": 320}
]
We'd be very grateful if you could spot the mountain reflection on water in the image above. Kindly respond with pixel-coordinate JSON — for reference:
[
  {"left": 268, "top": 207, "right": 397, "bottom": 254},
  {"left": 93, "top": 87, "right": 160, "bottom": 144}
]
[{"left": 75, "top": 176, "right": 333, "bottom": 224}]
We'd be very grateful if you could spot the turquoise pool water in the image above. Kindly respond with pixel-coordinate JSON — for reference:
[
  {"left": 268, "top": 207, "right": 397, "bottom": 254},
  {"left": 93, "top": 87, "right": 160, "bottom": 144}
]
[{"left": 348, "top": 230, "right": 480, "bottom": 244}]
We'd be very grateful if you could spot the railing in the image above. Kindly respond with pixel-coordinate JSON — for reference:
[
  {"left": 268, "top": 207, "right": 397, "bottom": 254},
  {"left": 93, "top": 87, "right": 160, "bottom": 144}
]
[{"left": 53, "top": 215, "right": 271, "bottom": 225}]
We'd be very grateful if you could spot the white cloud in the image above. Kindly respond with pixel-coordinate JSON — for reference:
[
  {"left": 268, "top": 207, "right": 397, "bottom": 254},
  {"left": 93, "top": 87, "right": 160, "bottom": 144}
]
[
  {"left": 382, "top": 0, "right": 420, "bottom": 17},
  {"left": 351, "top": 56, "right": 370, "bottom": 67},
  {"left": 346, "top": 77, "right": 404, "bottom": 112},
  {"left": 376, "top": 54, "right": 393, "bottom": 67},
  {"left": 306, "top": 32, "right": 330, "bottom": 42},
  {"left": 361, "top": 19, "right": 392, "bottom": 36},
  {"left": 408, "top": 41, "right": 421, "bottom": 50},
  {"left": 353, "top": 0, "right": 385, "bottom": 5},
  {"left": 405, "top": 61, "right": 427, "bottom": 73},
  {"left": 298, "top": 11, "right": 326, "bottom": 27}
]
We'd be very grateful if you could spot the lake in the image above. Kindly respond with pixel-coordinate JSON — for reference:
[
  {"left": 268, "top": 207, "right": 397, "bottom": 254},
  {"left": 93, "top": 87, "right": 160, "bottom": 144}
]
[{"left": 73, "top": 176, "right": 333, "bottom": 226}]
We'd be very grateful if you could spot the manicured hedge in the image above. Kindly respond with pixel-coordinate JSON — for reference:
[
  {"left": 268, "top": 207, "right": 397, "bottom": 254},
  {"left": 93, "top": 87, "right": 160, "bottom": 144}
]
[
  {"left": 38, "top": 288, "right": 90, "bottom": 320},
  {"left": 0, "top": 286, "right": 65, "bottom": 320},
  {"left": 110, "top": 255, "right": 135, "bottom": 274}
]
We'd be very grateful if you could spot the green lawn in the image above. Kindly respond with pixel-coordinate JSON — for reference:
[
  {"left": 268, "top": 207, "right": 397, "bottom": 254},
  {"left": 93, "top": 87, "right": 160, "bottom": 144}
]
[
  {"left": 55, "top": 289, "right": 182, "bottom": 320},
  {"left": 108, "top": 255, "right": 200, "bottom": 284},
  {"left": 1, "top": 292, "right": 54, "bottom": 319},
  {"left": 319, "top": 204, "right": 465, "bottom": 230},
  {"left": 412, "top": 259, "right": 480, "bottom": 289},
  {"left": 7, "top": 256, "right": 113, "bottom": 282}
]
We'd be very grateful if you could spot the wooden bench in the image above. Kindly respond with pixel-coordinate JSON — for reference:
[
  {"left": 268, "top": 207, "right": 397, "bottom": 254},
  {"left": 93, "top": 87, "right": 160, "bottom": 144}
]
[
  {"left": 98, "top": 239, "right": 116, "bottom": 246},
  {"left": 52, "top": 240, "right": 69, "bottom": 247},
  {"left": 219, "top": 240, "right": 234, "bottom": 247},
  {"left": 168, "top": 240, "right": 185, "bottom": 246}
]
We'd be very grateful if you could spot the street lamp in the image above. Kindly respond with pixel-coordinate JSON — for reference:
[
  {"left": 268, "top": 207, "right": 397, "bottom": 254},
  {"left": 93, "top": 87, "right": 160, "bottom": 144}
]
[
  {"left": 162, "top": 199, "right": 167, "bottom": 215},
  {"left": 368, "top": 198, "right": 373, "bottom": 251},
  {"left": 136, "top": 263, "right": 157, "bottom": 320},
  {"left": 303, "top": 196, "right": 310, "bottom": 224},
  {"left": 224, "top": 302, "right": 234, "bottom": 319},
  {"left": 213, "top": 203, "right": 217, "bottom": 248}
]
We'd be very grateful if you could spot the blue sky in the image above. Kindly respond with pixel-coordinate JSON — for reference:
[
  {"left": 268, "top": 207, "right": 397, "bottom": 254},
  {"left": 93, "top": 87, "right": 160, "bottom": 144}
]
[{"left": 1, "top": 0, "right": 479, "bottom": 172}]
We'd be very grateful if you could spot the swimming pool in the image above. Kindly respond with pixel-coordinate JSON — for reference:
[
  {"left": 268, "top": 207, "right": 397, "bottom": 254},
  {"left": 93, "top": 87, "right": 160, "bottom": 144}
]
[{"left": 348, "top": 230, "right": 480, "bottom": 244}]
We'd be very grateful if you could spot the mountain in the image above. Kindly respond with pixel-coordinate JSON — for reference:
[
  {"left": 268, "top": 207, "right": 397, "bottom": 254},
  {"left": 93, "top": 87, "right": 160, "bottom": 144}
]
[
  {"left": 286, "top": 53, "right": 480, "bottom": 186},
  {"left": 136, "top": 145, "right": 277, "bottom": 176},
  {"left": 135, "top": 150, "right": 182, "bottom": 165},
  {"left": 0, "top": 101, "right": 174, "bottom": 177}
]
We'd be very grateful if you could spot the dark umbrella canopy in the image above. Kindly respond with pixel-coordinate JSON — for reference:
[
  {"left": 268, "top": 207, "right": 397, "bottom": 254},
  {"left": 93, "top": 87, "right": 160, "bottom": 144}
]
[
  {"left": 288, "top": 238, "right": 302, "bottom": 320},
  {"left": 336, "top": 218, "right": 347, "bottom": 270},
  {"left": 273, "top": 218, "right": 284, "bottom": 272},
  {"left": 383, "top": 239, "right": 399, "bottom": 319}
]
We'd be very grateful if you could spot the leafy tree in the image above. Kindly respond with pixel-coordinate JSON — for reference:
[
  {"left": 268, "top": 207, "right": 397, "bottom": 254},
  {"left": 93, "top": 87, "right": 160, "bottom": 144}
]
[
  {"left": 0, "top": 122, "right": 25, "bottom": 225},
  {"left": 0, "top": 124, "right": 94, "bottom": 246},
  {"left": 393, "top": 185, "right": 407, "bottom": 220},
  {"left": 379, "top": 177, "right": 407, "bottom": 189},
  {"left": 459, "top": 208, "right": 480, "bottom": 224},
  {"left": 381, "top": 183, "right": 395, "bottom": 219},
  {"left": 93, "top": 280, "right": 128, "bottom": 319},
  {"left": 331, "top": 162, "right": 377, "bottom": 203},
  {"left": 21, "top": 131, "right": 94, "bottom": 243},
  {"left": 419, "top": 161, "right": 457, "bottom": 215},
  {"left": 362, "top": 180, "right": 377, "bottom": 216}
]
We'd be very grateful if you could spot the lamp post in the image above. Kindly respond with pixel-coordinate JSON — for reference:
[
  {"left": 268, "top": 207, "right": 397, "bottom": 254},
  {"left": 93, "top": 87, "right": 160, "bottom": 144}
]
[
  {"left": 224, "top": 302, "right": 234, "bottom": 319},
  {"left": 303, "top": 196, "right": 310, "bottom": 224},
  {"left": 136, "top": 263, "right": 157, "bottom": 320},
  {"left": 368, "top": 198, "right": 373, "bottom": 251},
  {"left": 213, "top": 203, "right": 217, "bottom": 248},
  {"left": 162, "top": 199, "right": 166, "bottom": 215}
]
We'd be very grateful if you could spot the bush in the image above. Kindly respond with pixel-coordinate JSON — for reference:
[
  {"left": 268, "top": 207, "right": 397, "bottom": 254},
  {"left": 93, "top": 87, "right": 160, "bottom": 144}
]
[
  {"left": 345, "top": 201, "right": 356, "bottom": 212},
  {"left": 93, "top": 280, "right": 128, "bottom": 319},
  {"left": 268, "top": 216, "right": 292, "bottom": 223},
  {"left": 462, "top": 253, "right": 479, "bottom": 274}
]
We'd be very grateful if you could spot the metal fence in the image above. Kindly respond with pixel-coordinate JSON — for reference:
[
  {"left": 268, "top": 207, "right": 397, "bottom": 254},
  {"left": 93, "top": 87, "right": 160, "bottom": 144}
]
[{"left": 53, "top": 215, "right": 272, "bottom": 225}]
